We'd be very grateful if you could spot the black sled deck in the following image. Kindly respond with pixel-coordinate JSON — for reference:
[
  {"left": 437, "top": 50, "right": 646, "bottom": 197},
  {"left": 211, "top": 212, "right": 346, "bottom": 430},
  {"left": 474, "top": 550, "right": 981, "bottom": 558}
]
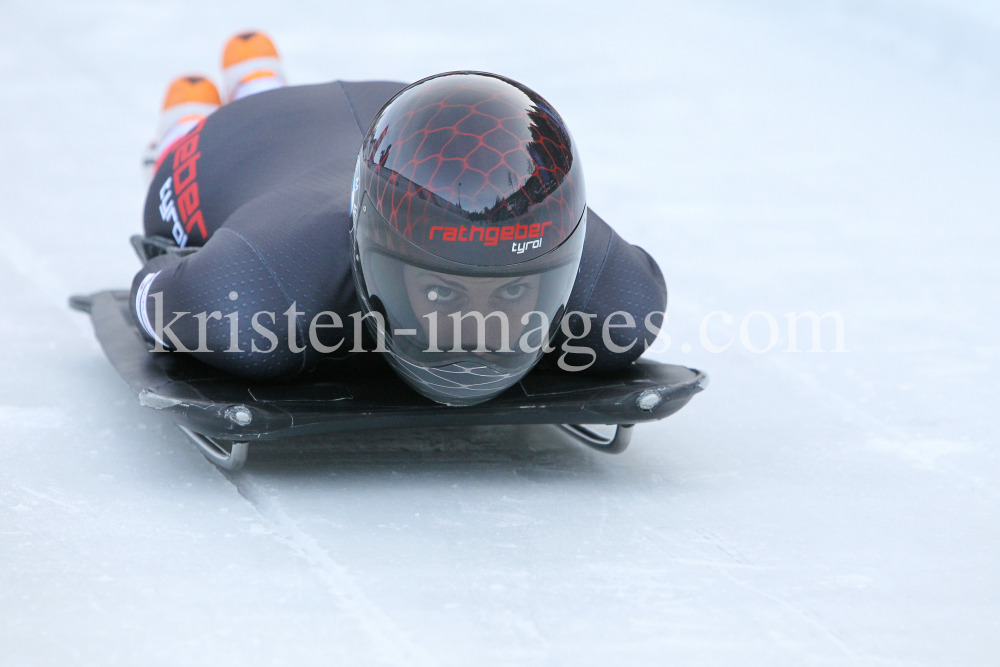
[{"left": 71, "top": 290, "right": 708, "bottom": 470}]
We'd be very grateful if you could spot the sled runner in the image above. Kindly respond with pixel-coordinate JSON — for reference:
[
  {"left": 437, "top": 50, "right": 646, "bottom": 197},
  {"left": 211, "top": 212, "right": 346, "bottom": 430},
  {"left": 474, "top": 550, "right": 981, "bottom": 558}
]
[{"left": 70, "top": 288, "right": 707, "bottom": 471}]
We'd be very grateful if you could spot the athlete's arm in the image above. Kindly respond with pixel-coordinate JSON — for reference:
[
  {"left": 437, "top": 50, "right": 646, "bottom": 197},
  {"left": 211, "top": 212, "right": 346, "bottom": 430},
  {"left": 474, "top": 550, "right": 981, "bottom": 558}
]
[
  {"left": 128, "top": 229, "right": 312, "bottom": 379},
  {"left": 129, "top": 178, "right": 360, "bottom": 379},
  {"left": 546, "top": 208, "right": 668, "bottom": 372}
]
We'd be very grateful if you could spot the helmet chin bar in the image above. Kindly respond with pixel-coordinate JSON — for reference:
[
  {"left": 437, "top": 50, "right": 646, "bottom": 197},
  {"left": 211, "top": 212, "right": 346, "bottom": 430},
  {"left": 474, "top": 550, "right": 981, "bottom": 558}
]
[{"left": 388, "top": 356, "right": 521, "bottom": 407}]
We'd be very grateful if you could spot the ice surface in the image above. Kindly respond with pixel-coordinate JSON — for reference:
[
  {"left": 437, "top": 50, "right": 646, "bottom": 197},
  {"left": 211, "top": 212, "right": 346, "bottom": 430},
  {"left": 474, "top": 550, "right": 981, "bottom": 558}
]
[{"left": 1, "top": 0, "right": 999, "bottom": 665}]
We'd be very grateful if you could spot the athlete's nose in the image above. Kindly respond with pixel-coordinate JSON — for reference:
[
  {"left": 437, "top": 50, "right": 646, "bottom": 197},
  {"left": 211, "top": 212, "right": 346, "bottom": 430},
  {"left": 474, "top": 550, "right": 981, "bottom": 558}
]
[{"left": 454, "top": 300, "right": 510, "bottom": 352}]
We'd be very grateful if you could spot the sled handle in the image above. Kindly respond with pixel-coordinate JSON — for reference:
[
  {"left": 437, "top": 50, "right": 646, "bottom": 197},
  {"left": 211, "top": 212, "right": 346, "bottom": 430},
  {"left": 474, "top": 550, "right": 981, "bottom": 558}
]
[
  {"left": 556, "top": 424, "right": 633, "bottom": 454},
  {"left": 177, "top": 425, "right": 250, "bottom": 471}
]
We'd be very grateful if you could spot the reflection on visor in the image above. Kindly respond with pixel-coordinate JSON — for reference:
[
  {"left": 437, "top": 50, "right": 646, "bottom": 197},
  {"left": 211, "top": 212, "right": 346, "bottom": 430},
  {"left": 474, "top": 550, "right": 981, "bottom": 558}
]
[{"left": 391, "top": 357, "right": 521, "bottom": 405}]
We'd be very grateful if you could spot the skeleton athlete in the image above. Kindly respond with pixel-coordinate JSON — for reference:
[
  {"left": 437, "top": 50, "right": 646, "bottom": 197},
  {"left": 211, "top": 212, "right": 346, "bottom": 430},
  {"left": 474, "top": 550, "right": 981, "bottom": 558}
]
[{"left": 132, "top": 32, "right": 668, "bottom": 406}]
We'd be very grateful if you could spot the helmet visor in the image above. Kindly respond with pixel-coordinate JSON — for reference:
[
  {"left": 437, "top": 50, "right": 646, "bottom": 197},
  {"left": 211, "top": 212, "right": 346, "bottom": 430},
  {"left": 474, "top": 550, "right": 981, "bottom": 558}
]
[
  {"left": 354, "top": 207, "right": 584, "bottom": 405},
  {"left": 368, "top": 252, "right": 576, "bottom": 360}
]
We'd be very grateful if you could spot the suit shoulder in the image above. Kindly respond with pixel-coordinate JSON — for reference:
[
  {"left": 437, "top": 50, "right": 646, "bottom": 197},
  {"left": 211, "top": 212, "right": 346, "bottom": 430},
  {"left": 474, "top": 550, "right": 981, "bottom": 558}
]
[{"left": 336, "top": 80, "right": 409, "bottom": 131}]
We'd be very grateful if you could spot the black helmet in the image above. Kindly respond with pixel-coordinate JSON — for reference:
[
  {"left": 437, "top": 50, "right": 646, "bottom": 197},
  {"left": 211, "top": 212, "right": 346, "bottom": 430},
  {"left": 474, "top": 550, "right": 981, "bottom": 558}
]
[{"left": 351, "top": 71, "right": 587, "bottom": 405}]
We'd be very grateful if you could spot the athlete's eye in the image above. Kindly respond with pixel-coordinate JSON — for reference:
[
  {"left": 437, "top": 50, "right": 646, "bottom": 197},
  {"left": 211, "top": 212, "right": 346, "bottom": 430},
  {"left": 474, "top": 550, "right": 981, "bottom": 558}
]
[
  {"left": 428, "top": 286, "right": 455, "bottom": 302},
  {"left": 498, "top": 284, "right": 527, "bottom": 300}
]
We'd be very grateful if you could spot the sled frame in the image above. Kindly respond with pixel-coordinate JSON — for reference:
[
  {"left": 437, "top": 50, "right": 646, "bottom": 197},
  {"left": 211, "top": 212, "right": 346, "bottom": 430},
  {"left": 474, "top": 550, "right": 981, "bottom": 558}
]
[
  {"left": 177, "top": 422, "right": 633, "bottom": 472},
  {"left": 177, "top": 426, "right": 250, "bottom": 471},
  {"left": 556, "top": 423, "right": 634, "bottom": 454}
]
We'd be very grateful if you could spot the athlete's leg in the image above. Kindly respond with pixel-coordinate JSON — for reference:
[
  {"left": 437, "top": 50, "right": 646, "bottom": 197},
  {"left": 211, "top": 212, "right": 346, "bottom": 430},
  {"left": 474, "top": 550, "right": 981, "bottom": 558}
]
[
  {"left": 141, "top": 32, "right": 285, "bottom": 179},
  {"left": 142, "top": 75, "right": 221, "bottom": 180},
  {"left": 221, "top": 31, "right": 286, "bottom": 103}
]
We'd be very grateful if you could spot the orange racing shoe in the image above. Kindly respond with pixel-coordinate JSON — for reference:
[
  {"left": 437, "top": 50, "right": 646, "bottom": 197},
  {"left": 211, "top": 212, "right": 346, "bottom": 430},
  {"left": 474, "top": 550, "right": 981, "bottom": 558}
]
[
  {"left": 221, "top": 31, "right": 286, "bottom": 103},
  {"left": 143, "top": 75, "right": 221, "bottom": 179}
]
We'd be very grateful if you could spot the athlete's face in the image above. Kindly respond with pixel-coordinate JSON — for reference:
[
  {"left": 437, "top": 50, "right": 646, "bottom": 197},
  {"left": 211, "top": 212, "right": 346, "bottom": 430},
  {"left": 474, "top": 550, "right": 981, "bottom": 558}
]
[{"left": 403, "top": 265, "right": 541, "bottom": 353}]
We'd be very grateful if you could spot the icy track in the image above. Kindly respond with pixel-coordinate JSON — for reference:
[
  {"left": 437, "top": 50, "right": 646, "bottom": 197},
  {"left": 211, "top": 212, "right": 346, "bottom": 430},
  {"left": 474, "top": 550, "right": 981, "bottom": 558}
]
[{"left": 2, "top": 1, "right": 999, "bottom": 665}]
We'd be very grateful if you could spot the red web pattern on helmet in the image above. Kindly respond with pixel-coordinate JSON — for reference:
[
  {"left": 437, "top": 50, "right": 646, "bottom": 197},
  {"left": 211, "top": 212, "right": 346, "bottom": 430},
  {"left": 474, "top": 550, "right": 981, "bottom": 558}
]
[{"left": 362, "top": 74, "right": 583, "bottom": 250}]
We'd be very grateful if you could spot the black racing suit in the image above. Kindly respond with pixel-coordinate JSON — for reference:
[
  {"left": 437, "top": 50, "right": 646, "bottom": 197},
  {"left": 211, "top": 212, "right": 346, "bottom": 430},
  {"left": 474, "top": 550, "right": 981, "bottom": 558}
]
[{"left": 131, "top": 81, "right": 667, "bottom": 379}]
